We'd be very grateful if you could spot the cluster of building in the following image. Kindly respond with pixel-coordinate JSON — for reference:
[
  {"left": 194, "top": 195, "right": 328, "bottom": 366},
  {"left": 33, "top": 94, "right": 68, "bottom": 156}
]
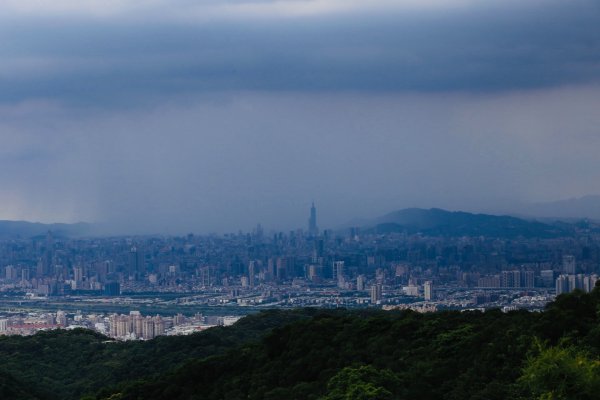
[
  {"left": 0, "top": 310, "right": 241, "bottom": 340},
  {"left": 0, "top": 204, "right": 599, "bottom": 317},
  {"left": 109, "top": 313, "right": 166, "bottom": 340},
  {"left": 555, "top": 274, "right": 599, "bottom": 295}
]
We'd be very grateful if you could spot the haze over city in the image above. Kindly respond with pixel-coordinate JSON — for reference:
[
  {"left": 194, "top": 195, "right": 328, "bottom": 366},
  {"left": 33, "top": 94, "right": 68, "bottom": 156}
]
[
  {"left": 1, "top": 0, "right": 599, "bottom": 233},
  {"left": 2, "top": 4, "right": 600, "bottom": 399}
]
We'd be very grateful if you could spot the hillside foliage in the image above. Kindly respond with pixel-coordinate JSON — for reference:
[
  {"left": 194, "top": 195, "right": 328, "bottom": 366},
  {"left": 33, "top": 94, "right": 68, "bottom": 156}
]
[{"left": 2, "top": 289, "right": 600, "bottom": 399}]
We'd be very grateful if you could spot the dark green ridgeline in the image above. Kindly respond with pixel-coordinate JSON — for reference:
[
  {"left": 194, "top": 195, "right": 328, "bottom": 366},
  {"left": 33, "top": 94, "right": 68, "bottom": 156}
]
[
  {"left": 0, "top": 310, "right": 308, "bottom": 400},
  {"left": 3, "top": 289, "right": 600, "bottom": 400},
  {"left": 367, "top": 208, "right": 573, "bottom": 238}
]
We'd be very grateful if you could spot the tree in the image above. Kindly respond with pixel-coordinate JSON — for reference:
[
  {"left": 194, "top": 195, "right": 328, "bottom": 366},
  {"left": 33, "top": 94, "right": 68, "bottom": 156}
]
[
  {"left": 519, "top": 341, "right": 600, "bottom": 399},
  {"left": 319, "top": 365, "right": 401, "bottom": 400}
]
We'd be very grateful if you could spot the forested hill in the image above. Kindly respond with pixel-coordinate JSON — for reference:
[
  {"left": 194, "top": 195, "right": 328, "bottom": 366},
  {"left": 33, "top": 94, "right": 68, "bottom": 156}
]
[
  {"left": 365, "top": 208, "right": 571, "bottom": 238},
  {"left": 102, "top": 289, "right": 600, "bottom": 400},
  {"left": 3, "top": 290, "right": 600, "bottom": 399},
  {"left": 0, "top": 221, "right": 92, "bottom": 238},
  {"left": 0, "top": 370, "right": 38, "bottom": 400},
  {"left": 0, "top": 310, "right": 310, "bottom": 400}
]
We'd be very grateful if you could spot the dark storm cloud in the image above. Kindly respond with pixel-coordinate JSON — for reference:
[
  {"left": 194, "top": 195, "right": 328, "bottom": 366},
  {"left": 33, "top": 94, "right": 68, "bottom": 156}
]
[
  {"left": 3, "top": 85, "right": 600, "bottom": 233},
  {"left": 1, "top": 0, "right": 600, "bottom": 233},
  {"left": 0, "top": 0, "right": 599, "bottom": 106}
]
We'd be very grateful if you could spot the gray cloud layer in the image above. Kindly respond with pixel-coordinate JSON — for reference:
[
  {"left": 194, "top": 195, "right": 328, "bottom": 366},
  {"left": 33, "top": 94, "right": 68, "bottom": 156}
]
[
  {"left": 0, "top": 0, "right": 599, "bottom": 233},
  {"left": 3, "top": 86, "right": 600, "bottom": 233},
  {"left": 1, "top": 0, "right": 599, "bottom": 106}
]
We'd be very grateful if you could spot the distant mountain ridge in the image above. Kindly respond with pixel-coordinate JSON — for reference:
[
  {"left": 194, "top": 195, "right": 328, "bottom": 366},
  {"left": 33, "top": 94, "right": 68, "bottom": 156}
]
[
  {"left": 363, "top": 207, "right": 570, "bottom": 238},
  {"left": 0, "top": 220, "right": 92, "bottom": 238},
  {"left": 516, "top": 195, "right": 600, "bottom": 221}
]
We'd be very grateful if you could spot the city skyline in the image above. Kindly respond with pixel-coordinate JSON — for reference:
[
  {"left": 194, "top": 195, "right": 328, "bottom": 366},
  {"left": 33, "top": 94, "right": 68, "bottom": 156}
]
[
  {"left": 0, "top": 208, "right": 597, "bottom": 332},
  {"left": 3, "top": 198, "right": 600, "bottom": 237}
]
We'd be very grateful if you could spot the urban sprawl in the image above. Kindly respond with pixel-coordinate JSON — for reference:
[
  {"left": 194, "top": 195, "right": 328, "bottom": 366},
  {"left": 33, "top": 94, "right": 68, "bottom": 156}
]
[{"left": 1, "top": 205, "right": 598, "bottom": 339}]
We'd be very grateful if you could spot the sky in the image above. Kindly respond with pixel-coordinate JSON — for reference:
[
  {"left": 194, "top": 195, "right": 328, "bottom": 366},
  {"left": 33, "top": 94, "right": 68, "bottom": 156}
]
[{"left": 1, "top": 0, "right": 599, "bottom": 234}]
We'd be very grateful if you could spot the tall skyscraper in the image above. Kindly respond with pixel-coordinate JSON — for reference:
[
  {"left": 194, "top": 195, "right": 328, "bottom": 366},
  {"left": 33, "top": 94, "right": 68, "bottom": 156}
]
[
  {"left": 308, "top": 202, "right": 318, "bottom": 237},
  {"left": 248, "top": 261, "right": 256, "bottom": 288},
  {"left": 334, "top": 261, "right": 346, "bottom": 289},
  {"left": 332, "top": 261, "right": 344, "bottom": 281},
  {"left": 129, "top": 246, "right": 145, "bottom": 279}
]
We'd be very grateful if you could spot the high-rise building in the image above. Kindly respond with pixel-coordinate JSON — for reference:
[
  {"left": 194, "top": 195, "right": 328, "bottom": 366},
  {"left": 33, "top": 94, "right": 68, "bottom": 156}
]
[
  {"left": 584, "top": 275, "right": 599, "bottom": 293},
  {"left": 56, "top": 310, "right": 67, "bottom": 327},
  {"left": 540, "top": 270, "right": 555, "bottom": 287},
  {"left": 174, "top": 313, "right": 186, "bottom": 325},
  {"left": 21, "top": 268, "right": 30, "bottom": 282},
  {"left": 569, "top": 274, "right": 584, "bottom": 291},
  {"left": 73, "top": 266, "right": 84, "bottom": 283},
  {"left": 424, "top": 281, "right": 434, "bottom": 301},
  {"left": 154, "top": 316, "right": 165, "bottom": 336},
  {"left": 95, "top": 261, "right": 109, "bottom": 282},
  {"left": 114, "top": 315, "right": 130, "bottom": 338},
  {"left": 307, "top": 265, "right": 318, "bottom": 282},
  {"left": 129, "top": 246, "right": 145, "bottom": 279},
  {"left": 563, "top": 255, "right": 576, "bottom": 274},
  {"left": 477, "top": 275, "right": 501, "bottom": 288},
  {"left": 501, "top": 271, "right": 521, "bottom": 288},
  {"left": 276, "top": 257, "right": 287, "bottom": 281},
  {"left": 521, "top": 271, "right": 535, "bottom": 288},
  {"left": 356, "top": 275, "right": 366, "bottom": 291},
  {"left": 248, "top": 261, "right": 256, "bottom": 288},
  {"left": 554, "top": 273, "right": 597, "bottom": 295},
  {"left": 370, "top": 283, "right": 382, "bottom": 304},
  {"left": 333, "top": 261, "right": 345, "bottom": 288},
  {"left": 104, "top": 281, "right": 121, "bottom": 296},
  {"left": 5, "top": 265, "right": 17, "bottom": 280},
  {"left": 133, "top": 315, "right": 144, "bottom": 338},
  {"left": 142, "top": 316, "right": 155, "bottom": 340},
  {"left": 556, "top": 274, "right": 570, "bottom": 295},
  {"left": 308, "top": 202, "right": 318, "bottom": 237}
]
